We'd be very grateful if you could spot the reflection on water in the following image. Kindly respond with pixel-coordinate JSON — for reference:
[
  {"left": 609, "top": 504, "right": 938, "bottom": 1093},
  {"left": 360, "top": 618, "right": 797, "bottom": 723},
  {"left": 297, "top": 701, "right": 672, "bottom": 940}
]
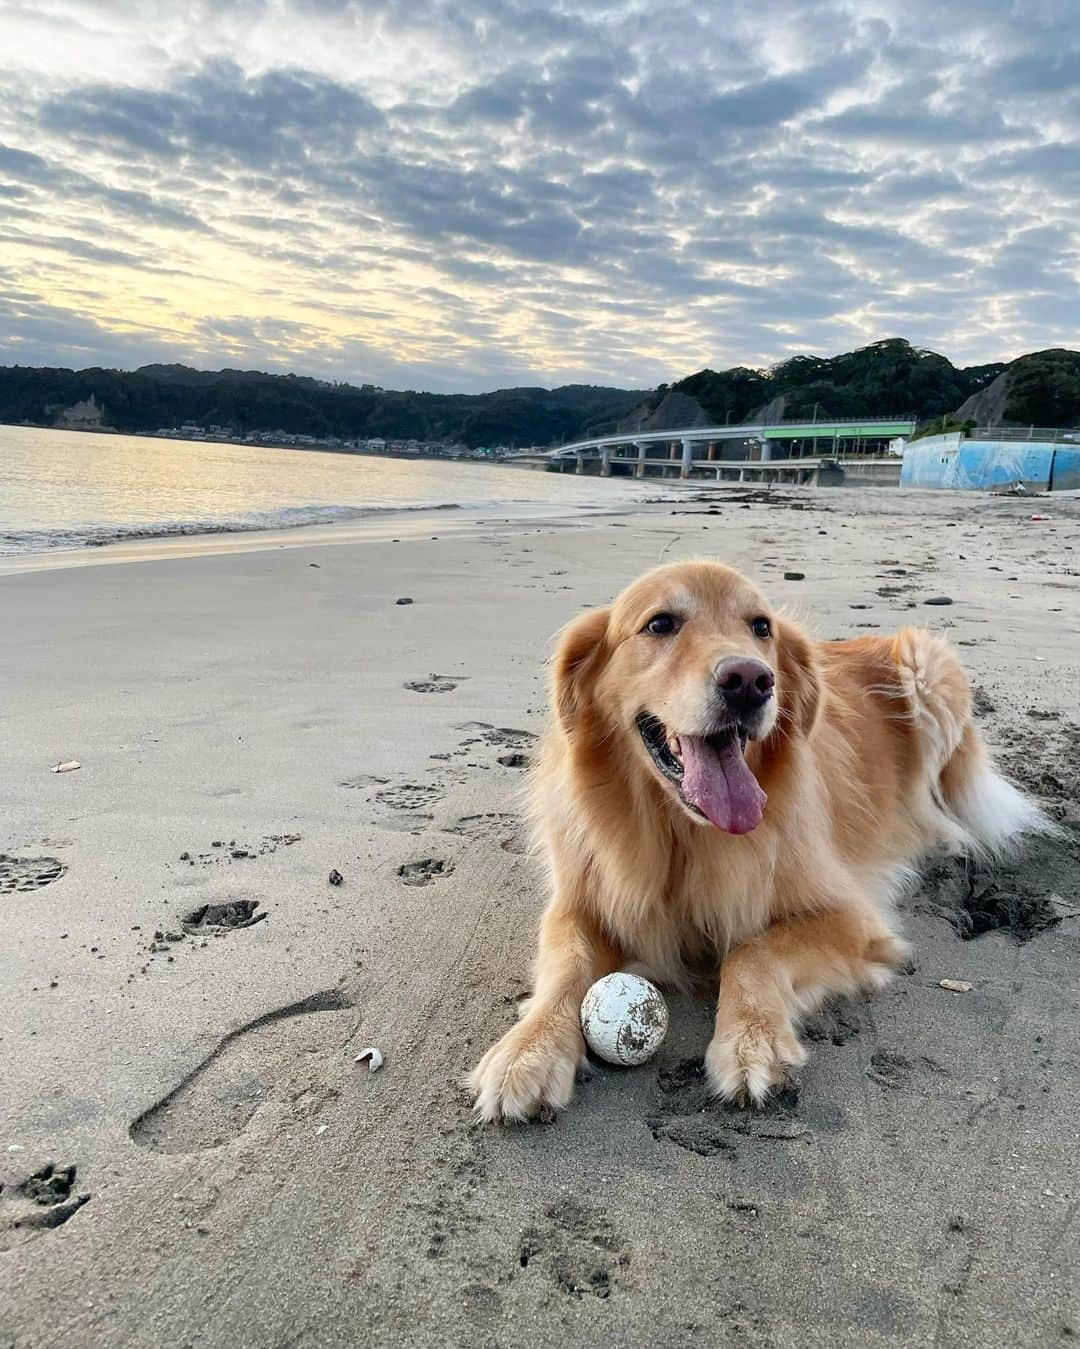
[{"left": 0, "top": 426, "right": 666, "bottom": 554}]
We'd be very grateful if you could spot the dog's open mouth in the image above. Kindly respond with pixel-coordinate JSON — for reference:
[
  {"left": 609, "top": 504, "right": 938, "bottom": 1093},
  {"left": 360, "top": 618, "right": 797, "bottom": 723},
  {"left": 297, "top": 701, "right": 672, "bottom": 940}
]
[{"left": 636, "top": 713, "right": 767, "bottom": 835}]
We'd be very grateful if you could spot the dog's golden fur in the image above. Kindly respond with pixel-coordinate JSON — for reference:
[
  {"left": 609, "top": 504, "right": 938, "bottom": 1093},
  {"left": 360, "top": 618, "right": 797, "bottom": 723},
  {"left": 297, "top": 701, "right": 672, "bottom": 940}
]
[{"left": 470, "top": 560, "right": 1046, "bottom": 1121}]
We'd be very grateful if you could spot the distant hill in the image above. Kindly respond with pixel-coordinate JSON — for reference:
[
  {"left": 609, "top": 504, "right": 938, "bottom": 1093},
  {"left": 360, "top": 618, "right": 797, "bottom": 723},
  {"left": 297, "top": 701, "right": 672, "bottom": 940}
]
[
  {"left": 954, "top": 349, "right": 1080, "bottom": 428},
  {"left": 617, "top": 339, "right": 1011, "bottom": 432},
  {"left": 0, "top": 365, "right": 644, "bottom": 449},
  {"left": 1, "top": 339, "right": 1077, "bottom": 447}
]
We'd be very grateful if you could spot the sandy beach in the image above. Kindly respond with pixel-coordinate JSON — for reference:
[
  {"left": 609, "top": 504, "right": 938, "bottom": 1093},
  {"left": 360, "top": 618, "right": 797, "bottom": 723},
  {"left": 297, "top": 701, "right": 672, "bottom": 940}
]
[{"left": 2, "top": 485, "right": 1079, "bottom": 1348}]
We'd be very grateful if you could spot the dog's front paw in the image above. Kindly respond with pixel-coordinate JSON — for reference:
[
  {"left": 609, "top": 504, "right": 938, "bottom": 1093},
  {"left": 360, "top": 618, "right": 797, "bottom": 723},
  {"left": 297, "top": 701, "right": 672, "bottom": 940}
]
[
  {"left": 705, "top": 997, "right": 807, "bottom": 1107},
  {"left": 468, "top": 1017, "right": 585, "bottom": 1124}
]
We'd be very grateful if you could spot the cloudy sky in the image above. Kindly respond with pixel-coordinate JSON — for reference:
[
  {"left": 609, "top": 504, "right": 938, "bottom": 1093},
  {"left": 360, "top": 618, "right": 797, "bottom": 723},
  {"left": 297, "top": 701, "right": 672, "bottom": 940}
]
[{"left": 0, "top": 0, "right": 1077, "bottom": 392}]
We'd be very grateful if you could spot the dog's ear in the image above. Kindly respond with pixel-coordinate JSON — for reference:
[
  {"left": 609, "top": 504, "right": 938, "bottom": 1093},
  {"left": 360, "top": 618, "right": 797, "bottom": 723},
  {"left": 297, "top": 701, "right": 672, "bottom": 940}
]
[
  {"left": 550, "top": 607, "right": 611, "bottom": 729},
  {"left": 775, "top": 617, "right": 822, "bottom": 739}
]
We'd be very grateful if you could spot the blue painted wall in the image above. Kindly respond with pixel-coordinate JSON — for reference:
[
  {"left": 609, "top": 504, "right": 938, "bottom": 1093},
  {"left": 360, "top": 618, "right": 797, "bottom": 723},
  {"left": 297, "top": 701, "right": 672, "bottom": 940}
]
[{"left": 901, "top": 434, "right": 1080, "bottom": 491}]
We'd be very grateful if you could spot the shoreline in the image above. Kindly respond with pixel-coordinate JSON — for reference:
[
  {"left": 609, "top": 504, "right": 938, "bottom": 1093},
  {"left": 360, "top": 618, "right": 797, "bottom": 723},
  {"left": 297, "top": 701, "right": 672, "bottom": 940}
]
[
  {"left": 4, "top": 478, "right": 1078, "bottom": 579},
  {"left": 1, "top": 424, "right": 685, "bottom": 575},
  {"left": 0, "top": 497, "right": 667, "bottom": 577},
  {"left": 5, "top": 478, "right": 1078, "bottom": 578}
]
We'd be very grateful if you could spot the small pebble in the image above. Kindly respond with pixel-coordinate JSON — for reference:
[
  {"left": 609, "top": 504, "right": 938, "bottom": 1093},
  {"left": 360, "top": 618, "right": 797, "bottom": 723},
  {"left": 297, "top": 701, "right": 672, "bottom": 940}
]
[
  {"left": 784, "top": 571, "right": 805, "bottom": 581},
  {"left": 939, "top": 979, "right": 973, "bottom": 992},
  {"left": 924, "top": 596, "right": 954, "bottom": 606},
  {"left": 328, "top": 869, "right": 344, "bottom": 886},
  {"left": 396, "top": 597, "right": 413, "bottom": 605}
]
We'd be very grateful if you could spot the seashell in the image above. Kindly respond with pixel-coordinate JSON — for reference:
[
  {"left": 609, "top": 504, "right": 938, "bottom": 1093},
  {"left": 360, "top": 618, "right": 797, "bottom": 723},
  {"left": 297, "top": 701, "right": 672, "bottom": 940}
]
[{"left": 354, "top": 1047, "right": 384, "bottom": 1072}]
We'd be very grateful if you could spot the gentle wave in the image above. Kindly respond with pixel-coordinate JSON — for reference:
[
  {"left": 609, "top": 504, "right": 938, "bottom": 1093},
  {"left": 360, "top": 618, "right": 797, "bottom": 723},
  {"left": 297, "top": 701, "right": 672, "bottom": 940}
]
[
  {"left": 0, "top": 499, "right": 480, "bottom": 555},
  {"left": 0, "top": 426, "right": 672, "bottom": 557}
]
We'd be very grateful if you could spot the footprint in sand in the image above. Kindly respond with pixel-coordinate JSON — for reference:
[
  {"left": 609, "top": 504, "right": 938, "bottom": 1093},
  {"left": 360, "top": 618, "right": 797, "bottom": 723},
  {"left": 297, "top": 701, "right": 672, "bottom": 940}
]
[
  {"left": 405, "top": 673, "right": 467, "bottom": 693},
  {"left": 517, "top": 1197, "right": 630, "bottom": 1300},
  {"left": 343, "top": 778, "right": 442, "bottom": 833},
  {"left": 497, "top": 753, "right": 530, "bottom": 769},
  {"left": 866, "top": 1049, "right": 947, "bottom": 1091},
  {"left": 375, "top": 783, "right": 441, "bottom": 813},
  {"left": 454, "top": 724, "right": 537, "bottom": 749},
  {"left": 182, "top": 900, "right": 267, "bottom": 933},
  {"left": 129, "top": 990, "right": 355, "bottom": 1154},
  {"left": 443, "top": 813, "right": 526, "bottom": 855},
  {"left": 397, "top": 858, "right": 454, "bottom": 887},
  {"left": 0, "top": 854, "right": 67, "bottom": 894},
  {"left": 804, "top": 999, "right": 864, "bottom": 1046},
  {"left": 0, "top": 1163, "right": 91, "bottom": 1250},
  {"left": 645, "top": 1057, "right": 809, "bottom": 1155}
]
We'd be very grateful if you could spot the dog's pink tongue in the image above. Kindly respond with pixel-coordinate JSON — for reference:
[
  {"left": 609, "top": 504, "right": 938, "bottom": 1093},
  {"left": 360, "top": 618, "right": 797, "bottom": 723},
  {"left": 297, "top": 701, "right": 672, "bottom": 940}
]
[{"left": 679, "top": 735, "right": 766, "bottom": 834}]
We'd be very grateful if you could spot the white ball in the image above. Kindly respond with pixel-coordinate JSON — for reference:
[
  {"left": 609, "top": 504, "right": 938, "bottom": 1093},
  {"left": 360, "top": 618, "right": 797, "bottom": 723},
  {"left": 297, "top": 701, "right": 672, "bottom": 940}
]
[{"left": 580, "top": 972, "right": 669, "bottom": 1066}]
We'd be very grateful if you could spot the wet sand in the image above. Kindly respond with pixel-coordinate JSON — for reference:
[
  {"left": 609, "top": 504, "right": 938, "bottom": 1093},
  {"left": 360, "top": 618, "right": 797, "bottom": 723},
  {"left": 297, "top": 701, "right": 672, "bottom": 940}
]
[{"left": 2, "top": 486, "right": 1079, "bottom": 1347}]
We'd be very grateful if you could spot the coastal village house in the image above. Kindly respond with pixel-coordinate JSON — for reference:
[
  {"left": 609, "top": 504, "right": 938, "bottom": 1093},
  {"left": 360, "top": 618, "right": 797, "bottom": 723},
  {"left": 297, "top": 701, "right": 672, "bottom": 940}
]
[{"left": 55, "top": 393, "right": 105, "bottom": 429}]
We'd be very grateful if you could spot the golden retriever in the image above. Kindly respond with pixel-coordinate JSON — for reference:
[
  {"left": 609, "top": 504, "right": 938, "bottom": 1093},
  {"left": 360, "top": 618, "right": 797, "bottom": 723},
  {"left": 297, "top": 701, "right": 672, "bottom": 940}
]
[{"left": 470, "top": 559, "right": 1047, "bottom": 1121}]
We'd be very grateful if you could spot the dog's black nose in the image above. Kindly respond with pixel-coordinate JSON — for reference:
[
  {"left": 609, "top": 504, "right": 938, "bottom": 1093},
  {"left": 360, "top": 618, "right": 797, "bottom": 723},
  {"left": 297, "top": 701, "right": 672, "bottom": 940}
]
[{"left": 715, "top": 656, "right": 775, "bottom": 716}]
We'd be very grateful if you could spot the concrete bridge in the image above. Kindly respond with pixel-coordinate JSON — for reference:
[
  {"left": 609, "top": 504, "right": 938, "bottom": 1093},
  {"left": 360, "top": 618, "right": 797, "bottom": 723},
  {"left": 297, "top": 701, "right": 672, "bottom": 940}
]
[{"left": 543, "top": 419, "right": 915, "bottom": 480}]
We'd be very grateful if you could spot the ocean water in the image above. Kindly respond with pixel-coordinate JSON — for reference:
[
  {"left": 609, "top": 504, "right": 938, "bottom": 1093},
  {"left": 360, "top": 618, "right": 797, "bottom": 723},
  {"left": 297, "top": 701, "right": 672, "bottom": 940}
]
[{"left": 0, "top": 425, "right": 667, "bottom": 556}]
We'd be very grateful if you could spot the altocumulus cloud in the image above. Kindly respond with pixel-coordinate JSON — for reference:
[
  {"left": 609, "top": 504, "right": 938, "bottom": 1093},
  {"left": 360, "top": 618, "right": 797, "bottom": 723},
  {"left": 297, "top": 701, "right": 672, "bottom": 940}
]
[{"left": 0, "top": 0, "right": 1077, "bottom": 390}]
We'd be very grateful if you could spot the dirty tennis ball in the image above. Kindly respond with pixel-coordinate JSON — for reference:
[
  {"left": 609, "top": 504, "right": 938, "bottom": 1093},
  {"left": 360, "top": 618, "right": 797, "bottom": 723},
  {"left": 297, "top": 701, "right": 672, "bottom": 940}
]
[{"left": 580, "top": 972, "right": 668, "bottom": 1066}]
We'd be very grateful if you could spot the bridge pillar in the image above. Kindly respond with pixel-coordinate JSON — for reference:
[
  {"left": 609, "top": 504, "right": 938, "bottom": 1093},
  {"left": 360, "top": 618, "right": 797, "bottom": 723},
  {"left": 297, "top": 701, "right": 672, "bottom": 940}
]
[
  {"left": 680, "top": 437, "right": 694, "bottom": 479},
  {"left": 600, "top": 446, "right": 612, "bottom": 477},
  {"left": 758, "top": 437, "right": 771, "bottom": 462},
  {"left": 634, "top": 441, "right": 647, "bottom": 478},
  {"left": 575, "top": 452, "right": 584, "bottom": 475}
]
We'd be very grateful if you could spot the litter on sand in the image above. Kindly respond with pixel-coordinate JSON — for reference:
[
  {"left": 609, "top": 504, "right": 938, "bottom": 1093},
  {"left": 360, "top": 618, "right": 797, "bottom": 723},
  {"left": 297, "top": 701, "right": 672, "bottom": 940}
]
[
  {"left": 52, "top": 761, "right": 81, "bottom": 773},
  {"left": 355, "top": 1047, "right": 384, "bottom": 1072},
  {"left": 939, "top": 979, "right": 973, "bottom": 993}
]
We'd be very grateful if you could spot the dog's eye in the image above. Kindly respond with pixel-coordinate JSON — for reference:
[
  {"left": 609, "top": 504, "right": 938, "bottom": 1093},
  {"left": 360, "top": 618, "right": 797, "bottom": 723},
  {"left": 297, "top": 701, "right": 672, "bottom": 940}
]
[
  {"left": 750, "top": 616, "right": 772, "bottom": 639},
  {"left": 643, "top": 612, "right": 680, "bottom": 637}
]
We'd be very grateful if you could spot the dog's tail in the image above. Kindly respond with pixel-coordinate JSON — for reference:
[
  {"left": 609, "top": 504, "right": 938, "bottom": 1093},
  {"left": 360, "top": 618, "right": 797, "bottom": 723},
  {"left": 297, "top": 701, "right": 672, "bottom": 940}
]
[
  {"left": 891, "top": 628, "right": 1055, "bottom": 857},
  {"left": 939, "top": 720, "right": 1054, "bottom": 856}
]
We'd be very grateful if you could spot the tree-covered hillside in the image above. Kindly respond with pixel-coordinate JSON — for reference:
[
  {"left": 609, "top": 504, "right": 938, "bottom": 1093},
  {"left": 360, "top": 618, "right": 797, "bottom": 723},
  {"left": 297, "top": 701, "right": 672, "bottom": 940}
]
[
  {"left": 659, "top": 339, "right": 1005, "bottom": 426},
  {"left": 2, "top": 340, "right": 1077, "bottom": 447},
  {"left": 0, "top": 365, "right": 644, "bottom": 448},
  {"left": 998, "top": 349, "right": 1080, "bottom": 426}
]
